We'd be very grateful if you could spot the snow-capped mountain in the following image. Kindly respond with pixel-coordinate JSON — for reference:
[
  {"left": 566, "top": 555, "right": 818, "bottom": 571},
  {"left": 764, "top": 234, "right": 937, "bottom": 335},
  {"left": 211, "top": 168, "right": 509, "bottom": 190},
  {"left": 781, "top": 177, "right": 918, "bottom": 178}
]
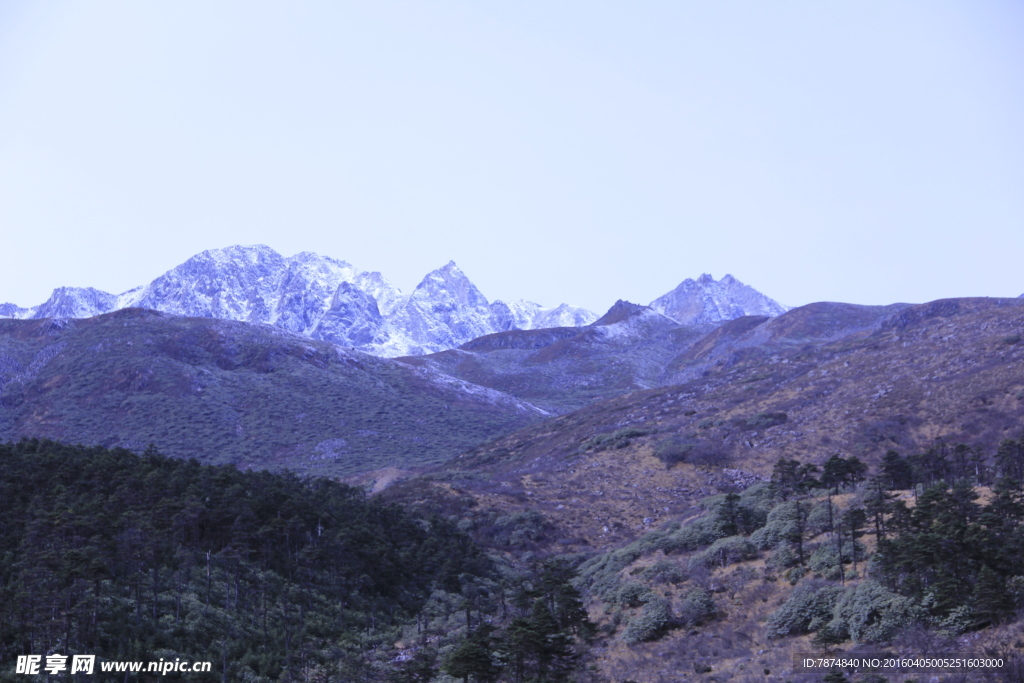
[
  {"left": 649, "top": 273, "right": 786, "bottom": 326},
  {"left": 0, "top": 246, "right": 598, "bottom": 356},
  {"left": 1, "top": 248, "right": 787, "bottom": 356}
]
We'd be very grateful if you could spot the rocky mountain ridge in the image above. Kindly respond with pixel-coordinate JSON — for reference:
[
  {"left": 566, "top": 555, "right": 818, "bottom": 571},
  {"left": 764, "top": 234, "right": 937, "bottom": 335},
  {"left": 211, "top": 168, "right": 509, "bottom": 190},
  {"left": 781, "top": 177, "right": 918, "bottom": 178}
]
[
  {"left": 0, "top": 246, "right": 598, "bottom": 357},
  {"left": 1, "top": 245, "right": 786, "bottom": 357},
  {"left": 650, "top": 272, "right": 786, "bottom": 326}
]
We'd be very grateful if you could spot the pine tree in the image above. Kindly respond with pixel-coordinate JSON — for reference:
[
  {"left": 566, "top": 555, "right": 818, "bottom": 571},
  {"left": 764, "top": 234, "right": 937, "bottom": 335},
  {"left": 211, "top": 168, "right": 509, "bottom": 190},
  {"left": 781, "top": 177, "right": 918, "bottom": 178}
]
[
  {"left": 972, "top": 565, "right": 1010, "bottom": 628},
  {"left": 842, "top": 507, "right": 867, "bottom": 572},
  {"left": 863, "top": 477, "right": 895, "bottom": 542},
  {"left": 882, "top": 450, "right": 913, "bottom": 489},
  {"left": 444, "top": 626, "right": 499, "bottom": 683},
  {"left": 996, "top": 438, "right": 1024, "bottom": 482},
  {"left": 784, "top": 499, "right": 808, "bottom": 566}
]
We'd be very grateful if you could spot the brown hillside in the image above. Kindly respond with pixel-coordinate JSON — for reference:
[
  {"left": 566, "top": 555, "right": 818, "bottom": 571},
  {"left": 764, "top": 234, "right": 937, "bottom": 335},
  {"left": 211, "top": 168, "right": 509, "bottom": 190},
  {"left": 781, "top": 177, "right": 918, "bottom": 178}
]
[{"left": 389, "top": 297, "right": 1024, "bottom": 550}]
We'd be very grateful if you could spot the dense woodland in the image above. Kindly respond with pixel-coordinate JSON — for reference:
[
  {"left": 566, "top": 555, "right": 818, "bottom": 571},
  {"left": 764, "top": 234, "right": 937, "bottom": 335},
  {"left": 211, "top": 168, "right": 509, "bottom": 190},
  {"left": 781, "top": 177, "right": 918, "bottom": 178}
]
[{"left": 0, "top": 440, "right": 595, "bottom": 682}]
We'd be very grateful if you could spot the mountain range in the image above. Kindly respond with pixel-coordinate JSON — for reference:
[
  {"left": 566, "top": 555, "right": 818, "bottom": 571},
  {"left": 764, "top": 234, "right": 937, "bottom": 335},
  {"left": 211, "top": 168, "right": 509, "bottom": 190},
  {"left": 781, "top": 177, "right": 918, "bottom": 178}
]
[
  {"left": 4, "top": 245, "right": 1024, "bottom": 680},
  {"left": 0, "top": 245, "right": 785, "bottom": 356}
]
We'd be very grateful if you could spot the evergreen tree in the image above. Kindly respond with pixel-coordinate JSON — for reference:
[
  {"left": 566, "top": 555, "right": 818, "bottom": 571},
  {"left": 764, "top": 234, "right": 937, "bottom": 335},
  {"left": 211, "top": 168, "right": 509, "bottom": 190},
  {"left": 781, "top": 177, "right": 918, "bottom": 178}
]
[
  {"left": 842, "top": 507, "right": 867, "bottom": 572},
  {"left": 784, "top": 499, "right": 809, "bottom": 566},
  {"left": 996, "top": 438, "right": 1024, "bottom": 482},
  {"left": 771, "top": 458, "right": 819, "bottom": 500},
  {"left": 972, "top": 565, "right": 1011, "bottom": 628},
  {"left": 882, "top": 450, "right": 914, "bottom": 490},
  {"left": 863, "top": 477, "right": 895, "bottom": 542},
  {"left": 822, "top": 456, "right": 867, "bottom": 493},
  {"left": 444, "top": 625, "right": 499, "bottom": 683}
]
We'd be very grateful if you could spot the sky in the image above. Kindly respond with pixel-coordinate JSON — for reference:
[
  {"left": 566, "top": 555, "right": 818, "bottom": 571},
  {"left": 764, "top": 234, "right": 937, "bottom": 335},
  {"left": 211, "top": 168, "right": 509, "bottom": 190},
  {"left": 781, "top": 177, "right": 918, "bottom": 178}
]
[{"left": 1, "top": 1, "right": 1022, "bottom": 314}]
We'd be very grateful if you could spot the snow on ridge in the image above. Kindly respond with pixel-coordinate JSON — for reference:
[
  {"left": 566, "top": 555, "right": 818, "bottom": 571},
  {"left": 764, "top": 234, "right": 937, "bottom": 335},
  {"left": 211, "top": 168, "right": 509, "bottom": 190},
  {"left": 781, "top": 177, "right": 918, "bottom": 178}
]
[
  {"left": 0, "top": 247, "right": 787, "bottom": 358},
  {"left": 649, "top": 273, "right": 787, "bottom": 327},
  {"left": 0, "top": 245, "right": 596, "bottom": 358}
]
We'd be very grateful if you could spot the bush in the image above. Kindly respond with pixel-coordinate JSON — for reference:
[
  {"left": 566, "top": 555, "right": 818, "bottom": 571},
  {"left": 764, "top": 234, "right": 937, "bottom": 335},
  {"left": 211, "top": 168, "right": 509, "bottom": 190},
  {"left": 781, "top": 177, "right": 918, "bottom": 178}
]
[
  {"left": 767, "top": 542, "right": 799, "bottom": 570},
  {"left": 751, "top": 500, "right": 800, "bottom": 550},
  {"left": 807, "top": 500, "right": 839, "bottom": 535},
  {"left": 479, "top": 509, "right": 552, "bottom": 548},
  {"left": 765, "top": 581, "right": 844, "bottom": 638},
  {"left": 622, "top": 597, "right": 671, "bottom": 644},
  {"left": 616, "top": 581, "right": 652, "bottom": 607},
  {"left": 744, "top": 412, "right": 787, "bottom": 429},
  {"left": 654, "top": 436, "right": 696, "bottom": 466},
  {"left": 674, "top": 516, "right": 728, "bottom": 550},
  {"left": 678, "top": 587, "right": 716, "bottom": 627},
  {"left": 808, "top": 541, "right": 866, "bottom": 578},
  {"left": 688, "top": 536, "right": 758, "bottom": 571},
  {"left": 579, "top": 427, "right": 649, "bottom": 453},
  {"left": 825, "top": 581, "right": 922, "bottom": 643},
  {"left": 642, "top": 559, "right": 686, "bottom": 585},
  {"left": 737, "top": 482, "right": 775, "bottom": 519}
]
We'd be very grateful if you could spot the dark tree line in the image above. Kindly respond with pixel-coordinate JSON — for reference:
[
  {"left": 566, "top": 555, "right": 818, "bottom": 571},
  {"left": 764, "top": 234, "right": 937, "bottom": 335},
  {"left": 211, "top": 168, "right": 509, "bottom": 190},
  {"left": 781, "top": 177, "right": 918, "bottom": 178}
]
[
  {"left": 877, "top": 476, "right": 1024, "bottom": 629},
  {"left": 0, "top": 439, "right": 493, "bottom": 681},
  {"left": 767, "top": 437, "right": 1024, "bottom": 634}
]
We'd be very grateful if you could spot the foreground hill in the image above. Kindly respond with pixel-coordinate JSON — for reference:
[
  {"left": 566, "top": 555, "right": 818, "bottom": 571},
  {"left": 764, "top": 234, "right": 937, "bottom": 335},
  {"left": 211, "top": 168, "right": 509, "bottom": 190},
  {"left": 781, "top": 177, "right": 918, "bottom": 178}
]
[
  {"left": 0, "top": 309, "right": 544, "bottom": 476},
  {"left": 0, "top": 440, "right": 498, "bottom": 680}
]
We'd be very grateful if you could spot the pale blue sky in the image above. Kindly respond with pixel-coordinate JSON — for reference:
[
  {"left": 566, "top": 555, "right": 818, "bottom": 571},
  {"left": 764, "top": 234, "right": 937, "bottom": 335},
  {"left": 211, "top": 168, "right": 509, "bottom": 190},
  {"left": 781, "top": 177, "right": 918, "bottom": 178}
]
[{"left": 2, "top": 1, "right": 1022, "bottom": 313}]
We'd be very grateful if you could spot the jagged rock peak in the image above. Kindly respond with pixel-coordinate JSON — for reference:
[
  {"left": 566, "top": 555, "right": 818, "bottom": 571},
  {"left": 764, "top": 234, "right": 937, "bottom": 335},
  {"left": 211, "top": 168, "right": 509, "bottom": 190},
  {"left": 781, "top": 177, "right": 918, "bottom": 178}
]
[
  {"left": 591, "top": 300, "right": 652, "bottom": 326},
  {"left": 411, "top": 261, "right": 489, "bottom": 310},
  {"left": 0, "top": 246, "right": 596, "bottom": 357},
  {"left": 649, "top": 273, "right": 786, "bottom": 327}
]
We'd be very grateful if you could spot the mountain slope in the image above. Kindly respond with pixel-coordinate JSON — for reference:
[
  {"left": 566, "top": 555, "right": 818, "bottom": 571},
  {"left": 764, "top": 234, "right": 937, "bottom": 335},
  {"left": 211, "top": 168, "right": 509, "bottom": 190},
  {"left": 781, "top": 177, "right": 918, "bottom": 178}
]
[
  {"left": 386, "top": 296, "right": 1024, "bottom": 683},
  {"left": 0, "top": 309, "right": 545, "bottom": 476},
  {"left": 397, "top": 300, "right": 706, "bottom": 413},
  {"left": 390, "top": 296, "right": 1024, "bottom": 549}
]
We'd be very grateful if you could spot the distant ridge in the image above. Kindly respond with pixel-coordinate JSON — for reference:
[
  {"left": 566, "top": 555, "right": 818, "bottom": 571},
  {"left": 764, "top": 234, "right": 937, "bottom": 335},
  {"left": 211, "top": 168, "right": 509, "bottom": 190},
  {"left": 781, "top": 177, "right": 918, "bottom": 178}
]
[
  {"left": 1, "top": 248, "right": 786, "bottom": 357},
  {"left": 0, "top": 246, "right": 597, "bottom": 357}
]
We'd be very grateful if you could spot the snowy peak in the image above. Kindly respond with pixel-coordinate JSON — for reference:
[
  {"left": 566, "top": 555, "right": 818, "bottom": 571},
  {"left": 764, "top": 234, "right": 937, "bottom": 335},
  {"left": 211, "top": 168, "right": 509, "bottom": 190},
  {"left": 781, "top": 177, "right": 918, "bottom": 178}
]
[
  {"left": 314, "top": 282, "right": 385, "bottom": 347},
  {"left": 650, "top": 273, "right": 786, "bottom": 327},
  {"left": 122, "top": 245, "right": 289, "bottom": 321},
  {"left": 0, "top": 246, "right": 596, "bottom": 357},
  {"left": 32, "top": 287, "right": 118, "bottom": 320},
  {"left": 387, "top": 261, "right": 504, "bottom": 354},
  {"left": 589, "top": 300, "right": 680, "bottom": 341},
  {"left": 531, "top": 303, "right": 598, "bottom": 328},
  {"left": 0, "top": 303, "right": 27, "bottom": 318},
  {"left": 591, "top": 300, "right": 652, "bottom": 327},
  {"left": 410, "top": 261, "right": 489, "bottom": 311}
]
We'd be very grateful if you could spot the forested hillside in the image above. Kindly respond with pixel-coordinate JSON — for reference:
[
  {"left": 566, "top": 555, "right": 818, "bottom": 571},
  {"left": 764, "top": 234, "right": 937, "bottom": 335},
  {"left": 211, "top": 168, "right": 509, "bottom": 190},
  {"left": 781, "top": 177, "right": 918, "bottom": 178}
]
[
  {"left": 0, "top": 440, "right": 488, "bottom": 679},
  {"left": 0, "top": 440, "right": 599, "bottom": 682}
]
